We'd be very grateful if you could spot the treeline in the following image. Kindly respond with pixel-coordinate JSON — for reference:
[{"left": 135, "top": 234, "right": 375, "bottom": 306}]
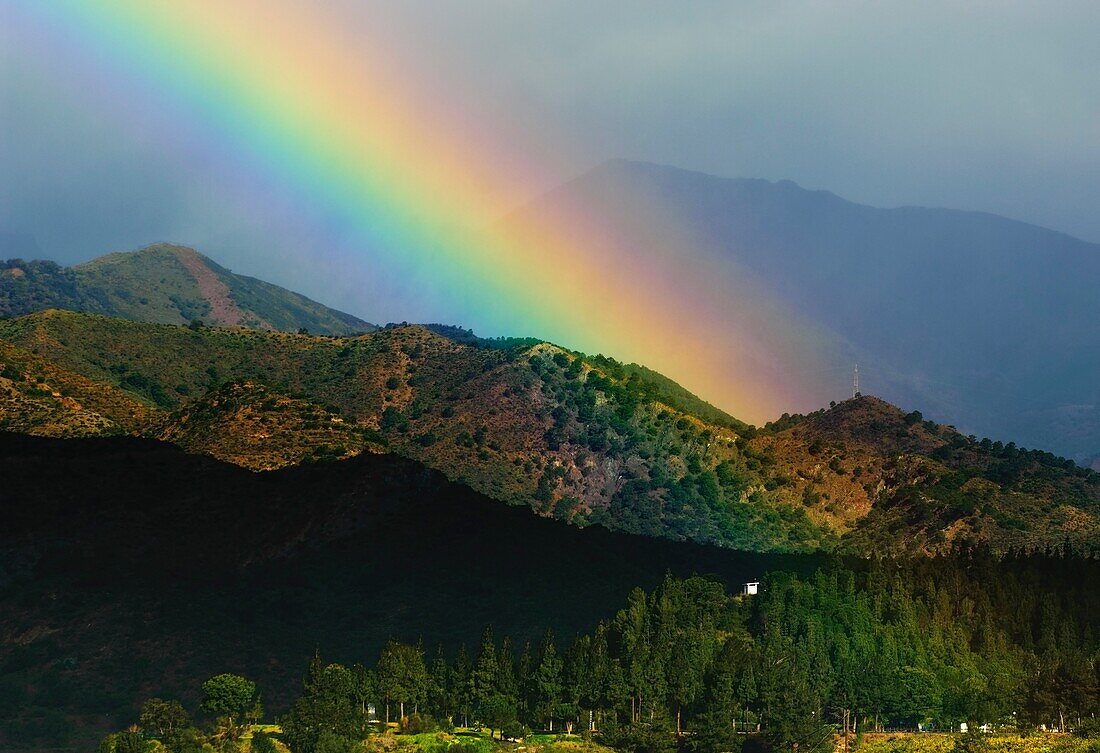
[{"left": 107, "top": 551, "right": 1100, "bottom": 753}]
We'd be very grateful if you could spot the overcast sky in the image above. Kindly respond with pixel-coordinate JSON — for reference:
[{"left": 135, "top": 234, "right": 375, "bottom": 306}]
[{"left": 2, "top": 1, "right": 1098, "bottom": 308}]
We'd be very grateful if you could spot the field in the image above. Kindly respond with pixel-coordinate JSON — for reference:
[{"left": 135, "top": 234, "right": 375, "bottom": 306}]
[
  {"left": 854, "top": 733, "right": 1100, "bottom": 753},
  {"left": 179, "top": 726, "right": 1100, "bottom": 753}
]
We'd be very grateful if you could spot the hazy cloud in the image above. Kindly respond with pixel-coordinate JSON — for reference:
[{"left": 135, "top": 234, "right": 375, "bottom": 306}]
[{"left": 2, "top": 0, "right": 1098, "bottom": 322}]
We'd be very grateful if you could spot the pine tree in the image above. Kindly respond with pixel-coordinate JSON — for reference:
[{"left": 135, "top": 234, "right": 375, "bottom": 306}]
[
  {"left": 498, "top": 635, "right": 518, "bottom": 702},
  {"left": 517, "top": 640, "right": 534, "bottom": 724},
  {"left": 376, "top": 639, "right": 428, "bottom": 722},
  {"left": 472, "top": 626, "right": 499, "bottom": 705},
  {"left": 453, "top": 644, "right": 473, "bottom": 728},
  {"left": 533, "top": 629, "right": 563, "bottom": 731},
  {"left": 429, "top": 644, "right": 453, "bottom": 722}
]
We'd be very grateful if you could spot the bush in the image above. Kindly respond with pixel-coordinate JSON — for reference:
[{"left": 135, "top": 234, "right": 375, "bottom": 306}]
[
  {"left": 953, "top": 731, "right": 991, "bottom": 753},
  {"left": 401, "top": 713, "right": 442, "bottom": 734},
  {"left": 315, "top": 730, "right": 358, "bottom": 753},
  {"left": 380, "top": 407, "right": 406, "bottom": 431},
  {"left": 251, "top": 730, "right": 279, "bottom": 753},
  {"left": 1074, "top": 718, "right": 1100, "bottom": 739},
  {"left": 501, "top": 721, "right": 530, "bottom": 741},
  {"left": 600, "top": 718, "right": 677, "bottom": 753}
]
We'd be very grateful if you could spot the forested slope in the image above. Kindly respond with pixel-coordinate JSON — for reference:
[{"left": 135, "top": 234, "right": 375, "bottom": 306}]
[{"left": 0, "top": 311, "right": 1097, "bottom": 554}]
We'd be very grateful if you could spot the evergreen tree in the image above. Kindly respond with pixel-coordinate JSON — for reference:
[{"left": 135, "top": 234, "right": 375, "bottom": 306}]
[
  {"left": 498, "top": 635, "right": 519, "bottom": 702},
  {"left": 429, "top": 644, "right": 454, "bottom": 721},
  {"left": 376, "top": 639, "right": 429, "bottom": 721},
  {"left": 281, "top": 661, "right": 366, "bottom": 753},
  {"left": 472, "top": 626, "right": 500, "bottom": 705},
  {"left": 517, "top": 640, "right": 534, "bottom": 724},
  {"left": 453, "top": 644, "right": 474, "bottom": 728},
  {"left": 533, "top": 629, "right": 564, "bottom": 731}
]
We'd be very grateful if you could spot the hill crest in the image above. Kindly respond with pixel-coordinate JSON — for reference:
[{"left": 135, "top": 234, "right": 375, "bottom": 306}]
[
  {"left": 509, "top": 159, "right": 1100, "bottom": 466},
  {"left": 0, "top": 310, "right": 1095, "bottom": 557},
  {"left": 1, "top": 243, "right": 375, "bottom": 335}
]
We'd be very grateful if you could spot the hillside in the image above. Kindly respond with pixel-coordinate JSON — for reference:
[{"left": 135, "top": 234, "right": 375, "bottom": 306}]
[
  {"left": 0, "top": 243, "right": 375, "bottom": 335},
  {"left": 759, "top": 398, "right": 1100, "bottom": 554},
  {"left": 2, "top": 433, "right": 1097, "bottom": 752},
  {"left": 156, "top": 381, "right": 387, "bottom": 470},
  {"left": 0, "top": 432, "right": 808, "bottom": 750},
  {"left": 504, "top": 160, "right": 1100, "bottom": 465},
  {"left": 0, "top": 310, "right": 1096, "bottom": 556},
  {"left": 0, "top": 339, "right": 154, "bottom": 436}
]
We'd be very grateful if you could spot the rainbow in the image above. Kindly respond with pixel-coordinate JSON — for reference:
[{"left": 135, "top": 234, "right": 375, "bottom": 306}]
[{"left": 17, "top": 1, "right": 839, "bottom": 424}]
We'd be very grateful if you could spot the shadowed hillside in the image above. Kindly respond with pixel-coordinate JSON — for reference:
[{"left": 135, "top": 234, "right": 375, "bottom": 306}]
[{"left": 0, "top": 432, "right": 812, "bottom": 750}]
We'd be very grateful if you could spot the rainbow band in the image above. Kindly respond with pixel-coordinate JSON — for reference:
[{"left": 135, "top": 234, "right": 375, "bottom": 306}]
[{"left": 23, "top": 1, "right": 834, "bottom": 424}]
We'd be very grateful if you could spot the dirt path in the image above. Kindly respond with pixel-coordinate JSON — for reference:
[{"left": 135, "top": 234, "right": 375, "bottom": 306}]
[{"left": 174, "top": 248, "right": 272, "bottom": 329}]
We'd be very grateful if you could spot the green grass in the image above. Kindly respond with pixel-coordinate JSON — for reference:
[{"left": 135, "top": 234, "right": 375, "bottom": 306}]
[
  {"left": 378, "top": 729, "right": 618, "bottom": 753},
  {"left": 855, "top": 733, "right": 1100, "bottom": 753}
]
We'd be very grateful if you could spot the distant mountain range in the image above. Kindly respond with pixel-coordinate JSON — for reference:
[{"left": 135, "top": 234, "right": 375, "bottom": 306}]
[
  {"left": 504, "top": 160, "right": 1100, "bottom": 467},
  {"left": 0, "top": 243, "right": 374, "bottom": 335}
]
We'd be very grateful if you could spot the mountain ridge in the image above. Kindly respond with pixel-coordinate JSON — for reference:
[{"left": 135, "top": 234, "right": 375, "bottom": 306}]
[
  {"left": 508, "top": 159, "right": 1100, "bottom": 465},
  {"left": 1, "top": 243, "right": 375, "bottom": 335},
  {"left": 1, "top": 308, "right": 1095, "bottom": 556},
  {"left": 588, "top": 158, "right": 1092, "bottom": 241}
]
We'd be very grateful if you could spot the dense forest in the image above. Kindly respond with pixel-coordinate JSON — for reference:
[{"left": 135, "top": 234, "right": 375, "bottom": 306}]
[{"left": 97, "top": 552, "right": 1100, "bottom": 753}]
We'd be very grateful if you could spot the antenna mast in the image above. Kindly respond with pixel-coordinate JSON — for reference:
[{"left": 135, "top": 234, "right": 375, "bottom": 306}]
[{"left": 852, "top": 364, "right": 860, "bottom": 399}]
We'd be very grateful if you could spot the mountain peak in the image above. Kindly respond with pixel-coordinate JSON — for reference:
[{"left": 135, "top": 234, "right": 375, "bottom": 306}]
[
  {"left": 512, "top": 159, "right": 1100, "bottom": 466},
  {"left": 586, "top": 158, "right": 840, "bottom": 201},
  {"left": 805, "top": 395, "right": 946, "bottom": 453},
  {"left": 3, "top": 244, "right": 375, "bottom": 336}
]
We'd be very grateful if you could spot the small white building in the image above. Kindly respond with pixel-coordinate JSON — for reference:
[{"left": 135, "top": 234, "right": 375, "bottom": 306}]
[{"left": 742, "top": 581, "right": 760, "bottom": 596}]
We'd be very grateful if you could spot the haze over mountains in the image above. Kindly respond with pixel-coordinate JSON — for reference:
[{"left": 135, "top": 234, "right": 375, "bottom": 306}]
[
  {"left": 505, "top": 160, "right": 1100, "bottom": 467},
  {"left": 6, "top": 160, "right": 1097, "bottom": 466}
]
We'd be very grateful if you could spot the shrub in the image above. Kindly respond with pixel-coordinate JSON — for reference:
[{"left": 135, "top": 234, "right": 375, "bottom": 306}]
[
  {"left": 251, "top": 730, "right": 278, "bottom": 753},
  {"left": 1074, "top": 718, "right": 1100, "bottom": 738},
  {"left": 953, "top": 731, "right": 991, "bottom": 753},
  {"left": 401, "top": 713, "right": 442, "bottom": 734},
  {"left": 502, "top": 720, "right": 530, "bottom": 741},
  {"left": 315, "top": 730, "right": 357, "bottom": 753}
]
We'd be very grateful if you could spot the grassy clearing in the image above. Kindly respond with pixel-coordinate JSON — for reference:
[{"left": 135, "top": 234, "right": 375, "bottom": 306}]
[
  {"left": 855, "top": 733, "right": 1100, "bottom": 753},
  {"left": 356, "top": 729, "right": 616, "bottom": 753}
]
